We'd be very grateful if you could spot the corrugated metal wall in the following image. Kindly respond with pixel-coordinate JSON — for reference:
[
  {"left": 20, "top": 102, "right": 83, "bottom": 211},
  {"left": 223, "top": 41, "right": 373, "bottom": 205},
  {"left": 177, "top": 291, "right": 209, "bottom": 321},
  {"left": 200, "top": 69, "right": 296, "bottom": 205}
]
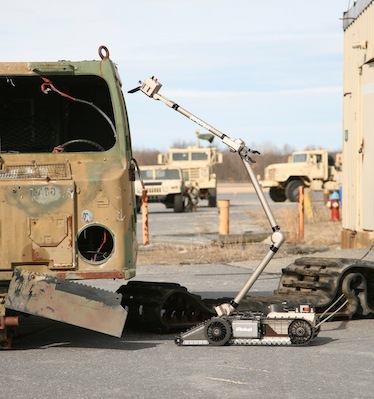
[
  {"left": 342, "top": 0, "right": 374, "bottom": 246},
  {"left": 361, "top": 65, "right": 374, "bottom": 229}
]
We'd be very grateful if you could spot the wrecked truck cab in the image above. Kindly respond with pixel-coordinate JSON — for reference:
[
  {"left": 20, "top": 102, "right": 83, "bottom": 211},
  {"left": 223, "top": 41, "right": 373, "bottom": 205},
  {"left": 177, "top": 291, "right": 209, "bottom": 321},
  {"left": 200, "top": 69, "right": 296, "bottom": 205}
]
[{"left": 0, "top": 47, "right": 138, "bottom": 347}]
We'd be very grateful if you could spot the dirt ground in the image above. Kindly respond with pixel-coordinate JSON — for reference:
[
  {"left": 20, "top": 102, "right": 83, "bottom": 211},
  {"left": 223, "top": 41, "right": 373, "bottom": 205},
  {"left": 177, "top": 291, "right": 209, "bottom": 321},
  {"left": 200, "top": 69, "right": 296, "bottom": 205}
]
[{"left": 137, "top": 204, "right": 342, "bottom": 266}]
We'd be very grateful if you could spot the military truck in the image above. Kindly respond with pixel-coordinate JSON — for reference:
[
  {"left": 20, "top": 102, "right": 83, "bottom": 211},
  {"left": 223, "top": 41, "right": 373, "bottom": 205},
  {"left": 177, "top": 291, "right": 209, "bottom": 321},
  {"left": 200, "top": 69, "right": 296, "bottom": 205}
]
[
  {"left": 0, "top": 46, "right": 137, "bottom": 347},
  {"left": 135, "top": 165, "right": 185, "bottom": 212},
  {"left": 260, "top": 149, "right": 342, "bottom": 202},
  {"left": 157, "top": 145, "right": 222, "bottom": 207}
]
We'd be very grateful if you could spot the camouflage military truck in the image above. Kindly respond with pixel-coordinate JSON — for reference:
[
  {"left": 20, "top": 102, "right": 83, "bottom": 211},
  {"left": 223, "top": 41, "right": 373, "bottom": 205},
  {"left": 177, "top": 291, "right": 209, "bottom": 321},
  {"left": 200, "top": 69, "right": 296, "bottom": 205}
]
[
  {"left": 260, "top": 149, "right": 342, "bottom": 202},
  {"left": 0, "top": 49, "right": 214, "bottom": 348},
  {"left": 0, "top": 46, "right": 137, "bottom": 347},
  {"left": 157, "top": 145, "right": 222, "bottom": 207},
  {"left": 135, "top": 165, "right": 185, "bottom": 212}
]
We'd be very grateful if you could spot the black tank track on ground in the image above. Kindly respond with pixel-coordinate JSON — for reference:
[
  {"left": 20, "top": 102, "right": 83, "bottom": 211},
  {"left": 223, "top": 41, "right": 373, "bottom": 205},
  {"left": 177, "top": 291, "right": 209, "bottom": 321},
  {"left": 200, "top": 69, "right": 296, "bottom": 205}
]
[
  {"left": 117, "top": 281, "right": 215, "bottom": 333},
  {"left": 118, "top": 257, "right": 374, "bottom": 333},
  {"left": 206, "top": 257, "right": 374, "bottom": 320}
]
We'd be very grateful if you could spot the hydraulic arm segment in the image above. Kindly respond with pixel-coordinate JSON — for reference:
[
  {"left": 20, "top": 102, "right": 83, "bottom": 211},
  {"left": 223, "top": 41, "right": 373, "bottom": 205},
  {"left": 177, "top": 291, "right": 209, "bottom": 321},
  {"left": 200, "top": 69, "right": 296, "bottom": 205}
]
[{"left": 130, "top": 77, "right": 320, "bottom": 346}]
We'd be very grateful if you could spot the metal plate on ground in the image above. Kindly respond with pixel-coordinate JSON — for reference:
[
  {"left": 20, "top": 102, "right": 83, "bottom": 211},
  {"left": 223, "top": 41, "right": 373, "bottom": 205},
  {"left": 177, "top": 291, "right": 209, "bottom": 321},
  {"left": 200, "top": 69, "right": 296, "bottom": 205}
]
[{"left": 5, "top": 268, "right": 127, "bottom": 337}]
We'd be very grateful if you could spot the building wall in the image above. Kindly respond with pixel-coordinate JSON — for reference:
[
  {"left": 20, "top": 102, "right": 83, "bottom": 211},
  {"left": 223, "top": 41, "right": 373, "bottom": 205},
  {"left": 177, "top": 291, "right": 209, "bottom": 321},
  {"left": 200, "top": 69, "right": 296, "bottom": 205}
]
[{"left": 342, "top": 0, "right": 374, "bottom": 248}]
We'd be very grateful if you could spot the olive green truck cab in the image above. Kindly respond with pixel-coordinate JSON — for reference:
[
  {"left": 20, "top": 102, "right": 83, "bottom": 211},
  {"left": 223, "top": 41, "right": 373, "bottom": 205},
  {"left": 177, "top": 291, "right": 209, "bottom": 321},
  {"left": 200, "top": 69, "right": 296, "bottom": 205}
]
[
  {"left": 0, "top": 47, "right": 137, "bottom": 347},
  {"left": 260, "top": 149, "right": 342, "bottom": 202}
]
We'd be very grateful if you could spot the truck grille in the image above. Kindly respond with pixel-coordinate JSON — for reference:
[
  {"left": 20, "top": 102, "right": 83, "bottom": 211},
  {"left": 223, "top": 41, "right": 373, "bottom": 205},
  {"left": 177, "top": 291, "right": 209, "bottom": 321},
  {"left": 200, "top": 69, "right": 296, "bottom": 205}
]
[
  {"left": 187, "top": 168, "right": 200, "bottom": 180},
  {"left": 0, "top": 163, "right": 71, "bottom": 180},
  {"left": 146, "top": 187, "right": 162, "bottom": 194}
]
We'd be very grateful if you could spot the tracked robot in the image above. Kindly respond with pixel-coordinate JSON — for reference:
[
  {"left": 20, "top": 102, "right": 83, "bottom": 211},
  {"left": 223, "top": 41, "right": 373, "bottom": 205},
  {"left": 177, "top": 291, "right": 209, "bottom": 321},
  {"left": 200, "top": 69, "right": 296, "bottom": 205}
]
[{"left": 130, "top": 77, "right": 323, "bottom": 346}]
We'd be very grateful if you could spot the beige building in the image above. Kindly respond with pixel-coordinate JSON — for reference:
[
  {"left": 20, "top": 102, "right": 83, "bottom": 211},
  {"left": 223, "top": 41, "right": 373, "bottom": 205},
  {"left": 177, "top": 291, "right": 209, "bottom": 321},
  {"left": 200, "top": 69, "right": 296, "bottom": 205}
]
[{"left": 342, "top": 0, "right": 374, "bottom": 248}]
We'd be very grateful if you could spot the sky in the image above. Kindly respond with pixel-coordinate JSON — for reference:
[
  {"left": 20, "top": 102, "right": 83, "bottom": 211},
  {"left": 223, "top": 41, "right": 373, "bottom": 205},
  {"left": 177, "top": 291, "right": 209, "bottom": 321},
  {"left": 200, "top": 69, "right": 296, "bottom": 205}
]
[{"left": 1, "top": 1, "right": 350, "bottom": 153}]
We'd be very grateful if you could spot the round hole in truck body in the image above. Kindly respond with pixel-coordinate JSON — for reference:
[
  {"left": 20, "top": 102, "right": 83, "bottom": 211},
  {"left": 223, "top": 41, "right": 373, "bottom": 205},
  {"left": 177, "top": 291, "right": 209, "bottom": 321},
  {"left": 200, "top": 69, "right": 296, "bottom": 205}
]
[{"left": 77, "top": 224, "right": 114, "bottom": 264}]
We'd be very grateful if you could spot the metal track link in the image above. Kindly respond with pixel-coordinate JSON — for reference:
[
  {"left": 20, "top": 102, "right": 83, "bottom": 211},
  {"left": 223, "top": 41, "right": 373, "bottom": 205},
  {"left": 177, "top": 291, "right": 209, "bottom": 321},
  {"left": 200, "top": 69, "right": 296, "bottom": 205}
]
[
  {"left": 230, "top": 338, "right": 291, "bottom": 346},
  {"left": 177, "top": 338, "right": 291, "bottom": 346}
]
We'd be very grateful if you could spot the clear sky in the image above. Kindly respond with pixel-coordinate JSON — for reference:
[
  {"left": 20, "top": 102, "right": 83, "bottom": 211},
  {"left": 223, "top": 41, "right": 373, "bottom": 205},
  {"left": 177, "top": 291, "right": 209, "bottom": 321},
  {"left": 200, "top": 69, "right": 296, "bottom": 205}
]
[{"left": 1, "top": 1, "right": 348, "bottom": 153}]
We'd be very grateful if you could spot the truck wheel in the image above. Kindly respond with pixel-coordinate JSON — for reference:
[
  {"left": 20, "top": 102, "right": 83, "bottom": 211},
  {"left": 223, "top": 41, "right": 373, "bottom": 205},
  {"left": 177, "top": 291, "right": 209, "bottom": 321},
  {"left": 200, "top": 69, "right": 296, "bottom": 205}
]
[
  {"left": 285, "top": 180, "right": 304, "bottom": 202},
  {"left": 173, "top": 194, "right": 185, "bottom": 213},
  {"left": 208, "top": 195, "right": 217, "bottom": 207},
  {"left": 136, "top": 196, "right": 141, "bottom": 213},
  {"left": 269, "top": 187, "right": 286, "bottom": 202},
  {"left": 208, "top": 196, "right": 217, "bottom": 207},
  {"left": 208, "top": 188, "right": 217, "bottom": 207}
]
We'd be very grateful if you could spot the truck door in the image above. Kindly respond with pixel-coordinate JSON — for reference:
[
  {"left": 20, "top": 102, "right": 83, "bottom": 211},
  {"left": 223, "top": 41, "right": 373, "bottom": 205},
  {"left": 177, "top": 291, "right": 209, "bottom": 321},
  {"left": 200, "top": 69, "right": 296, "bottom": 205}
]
[{"left": 309, "top": 153, "right": 327, "bottom": 181}]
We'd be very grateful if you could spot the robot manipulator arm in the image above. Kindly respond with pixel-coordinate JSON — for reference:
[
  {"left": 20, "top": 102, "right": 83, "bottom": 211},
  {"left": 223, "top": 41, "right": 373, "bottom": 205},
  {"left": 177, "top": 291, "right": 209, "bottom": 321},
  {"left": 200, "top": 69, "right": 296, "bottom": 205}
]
[{"left": 131, "top": 76, "right": 285, "bottom": 317}]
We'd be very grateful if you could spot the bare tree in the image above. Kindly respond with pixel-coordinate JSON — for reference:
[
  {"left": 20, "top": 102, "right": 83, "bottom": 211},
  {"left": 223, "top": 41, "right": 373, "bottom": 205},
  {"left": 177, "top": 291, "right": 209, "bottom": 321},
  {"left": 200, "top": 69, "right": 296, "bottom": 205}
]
[{"left": 132, "top": 149, "right": 159, "bottom": 165}]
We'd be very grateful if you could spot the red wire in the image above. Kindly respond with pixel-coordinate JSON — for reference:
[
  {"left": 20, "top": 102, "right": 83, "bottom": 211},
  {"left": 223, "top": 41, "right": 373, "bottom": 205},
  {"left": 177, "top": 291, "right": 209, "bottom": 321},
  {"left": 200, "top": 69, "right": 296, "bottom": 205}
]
[
  {"left": 92, "top": 230, "right": 107, "bottom": 262},
  {"left": 41, "top": 77, "right": 76, "bottom": 101}
]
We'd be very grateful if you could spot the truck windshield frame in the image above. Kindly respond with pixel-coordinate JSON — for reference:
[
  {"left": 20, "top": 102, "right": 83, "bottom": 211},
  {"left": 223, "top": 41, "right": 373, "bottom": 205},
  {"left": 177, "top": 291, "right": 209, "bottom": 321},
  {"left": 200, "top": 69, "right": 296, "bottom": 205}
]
[{"left": 0, "top": 75, "right": 116, "bottom": 154}]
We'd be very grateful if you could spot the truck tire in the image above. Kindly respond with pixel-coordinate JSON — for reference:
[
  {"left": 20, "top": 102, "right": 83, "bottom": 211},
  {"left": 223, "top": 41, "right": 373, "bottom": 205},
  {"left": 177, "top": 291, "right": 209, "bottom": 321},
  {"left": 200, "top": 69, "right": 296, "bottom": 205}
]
[
  {"left": 173, "top": 194, "right": 185, "bottom": 213},
  {"left": 208, "top": 195, "right": 217, "bottom": 207},
  {"left": 269, "top": 187, "right": 287, "bottom": 202},
  {"left": 208, "top": 188, "right": 217, "bottom": 207},
  {"left": 285, "top": 180, "right": 304, "bottom": 202},
  {"left": 136, "top": 196, "right": 141, "bottom": 213}
]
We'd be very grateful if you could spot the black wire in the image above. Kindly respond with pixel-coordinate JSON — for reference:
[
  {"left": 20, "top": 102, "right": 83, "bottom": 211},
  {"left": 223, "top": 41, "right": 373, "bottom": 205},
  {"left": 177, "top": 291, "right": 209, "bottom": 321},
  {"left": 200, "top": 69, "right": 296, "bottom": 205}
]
[{"left": 361, "top": 242, "right": 374, "bottom": 260}]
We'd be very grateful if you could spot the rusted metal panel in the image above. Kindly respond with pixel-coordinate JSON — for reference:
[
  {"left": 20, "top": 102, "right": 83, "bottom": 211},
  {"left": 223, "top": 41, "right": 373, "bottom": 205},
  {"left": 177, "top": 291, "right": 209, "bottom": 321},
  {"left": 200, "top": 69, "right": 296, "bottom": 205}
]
[
  {"left": 0, "top": 179, "right": 76, "bottom": 270},
  {"left": 28, "top": 214, "right": 73, "bottom": 268},
  {"left": 55, "top": 270, "right": 125, "bottom": 280},
  {"left": 0, "top": 315, "right": 18, "bottom": 348},
  {"left": 5, "top": 268, "right": 127, "bottom": 337},
  {"left": 0, "top": 316, "right": 18, "bottom": 328},
  {"left": 3, "top": 268, "right": 124, "bottom": 281}
]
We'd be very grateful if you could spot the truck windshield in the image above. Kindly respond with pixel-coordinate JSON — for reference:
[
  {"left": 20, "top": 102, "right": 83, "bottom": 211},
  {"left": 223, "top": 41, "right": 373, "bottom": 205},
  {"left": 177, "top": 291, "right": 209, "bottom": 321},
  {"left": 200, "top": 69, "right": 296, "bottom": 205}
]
[
  {"left": 172, "top": 153, "right": 188, "bottom": 161},
  {"left": 139, "top": 170, "right": 153, "bottom": 180},
  {"left": 293, "top": 154, "right": 307, "bottom": 163},
  {"left": 156, "top": 169, "right": 180, "bottom": 179},
  {"left": 191, "top": 152, "right": 208, "bottom": 161},
  {"left": 140, "top": 169, "right": 180, "bottom": 180}
]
